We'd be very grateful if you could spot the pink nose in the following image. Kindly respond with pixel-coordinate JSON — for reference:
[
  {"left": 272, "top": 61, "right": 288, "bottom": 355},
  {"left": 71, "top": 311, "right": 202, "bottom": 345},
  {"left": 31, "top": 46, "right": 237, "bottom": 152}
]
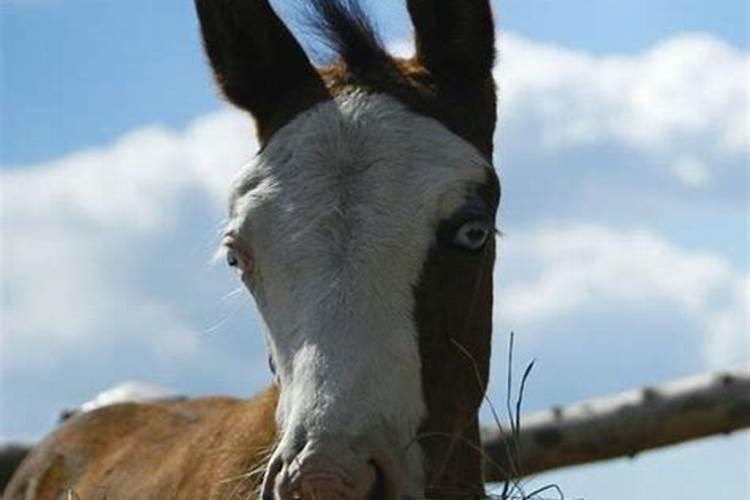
[
  {"left": 291, "top": 470, "right": 376, "bottom": 500},
  {"left": 266, "top": 447, "right": 399, "bottom": 500}
]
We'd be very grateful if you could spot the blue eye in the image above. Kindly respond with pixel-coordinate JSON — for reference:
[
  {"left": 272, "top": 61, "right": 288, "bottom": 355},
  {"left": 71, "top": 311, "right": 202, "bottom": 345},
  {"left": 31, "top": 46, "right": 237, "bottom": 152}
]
[{"left": 453, "top": 220, "right": 492, "bottom": 251}]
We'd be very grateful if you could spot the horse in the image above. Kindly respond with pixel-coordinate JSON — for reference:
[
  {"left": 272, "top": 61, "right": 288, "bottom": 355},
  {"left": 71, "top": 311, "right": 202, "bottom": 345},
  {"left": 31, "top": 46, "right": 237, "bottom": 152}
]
[{"left": 4, "top": 1, "right": 499, "bottom": 498}]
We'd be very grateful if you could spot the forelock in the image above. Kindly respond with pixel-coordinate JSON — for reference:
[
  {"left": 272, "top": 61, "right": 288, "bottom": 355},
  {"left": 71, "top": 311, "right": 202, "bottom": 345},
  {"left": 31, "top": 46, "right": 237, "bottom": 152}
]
[{"left": 308, "top": 0, "right": 409, "bottom": 87}]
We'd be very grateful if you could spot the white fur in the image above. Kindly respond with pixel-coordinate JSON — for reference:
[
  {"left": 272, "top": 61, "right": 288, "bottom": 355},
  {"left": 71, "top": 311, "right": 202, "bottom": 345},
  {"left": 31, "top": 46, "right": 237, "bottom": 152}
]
[{"left": 226, "top": 91, "right": 491, "bottom": 491}]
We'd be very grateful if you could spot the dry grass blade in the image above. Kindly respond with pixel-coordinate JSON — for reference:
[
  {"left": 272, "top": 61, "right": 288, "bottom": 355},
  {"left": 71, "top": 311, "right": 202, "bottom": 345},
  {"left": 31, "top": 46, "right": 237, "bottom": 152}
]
[{"left": 491, "top": 332, "right": 565, "bottom": 500}]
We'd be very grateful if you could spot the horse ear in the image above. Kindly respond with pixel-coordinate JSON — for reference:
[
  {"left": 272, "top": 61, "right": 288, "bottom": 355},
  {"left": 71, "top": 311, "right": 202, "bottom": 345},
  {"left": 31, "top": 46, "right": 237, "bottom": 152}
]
[
  {"left": 406, "top": 0, "right": 496, "bottom": 157},
  {"left": 195, "top": 0, "right": 329, "bottom": 141},
  {"left": 406, "top": 0, "right": 495, "bottom": 84}
]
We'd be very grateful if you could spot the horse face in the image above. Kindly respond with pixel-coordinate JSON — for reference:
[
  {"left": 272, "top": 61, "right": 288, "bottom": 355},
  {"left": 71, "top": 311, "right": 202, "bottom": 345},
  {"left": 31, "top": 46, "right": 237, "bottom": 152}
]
[
  {"left": 198, "top": 1, "right": 498, "bottom": 497},
  {"left": 222, "top": 91, "right": 496, "bottom": 499}
]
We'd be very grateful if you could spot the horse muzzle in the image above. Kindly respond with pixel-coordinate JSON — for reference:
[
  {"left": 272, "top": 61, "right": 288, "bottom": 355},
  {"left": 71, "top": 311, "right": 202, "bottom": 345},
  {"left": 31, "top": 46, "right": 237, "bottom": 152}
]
[{"left": 262, "top": 439, "right": 401, "bottom": 500}]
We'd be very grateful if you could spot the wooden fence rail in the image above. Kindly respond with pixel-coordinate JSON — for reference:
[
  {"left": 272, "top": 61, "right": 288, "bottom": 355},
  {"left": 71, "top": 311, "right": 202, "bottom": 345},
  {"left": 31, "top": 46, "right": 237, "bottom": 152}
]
[{"left": 481, "top": 367, "right": 750, "bottom": 481}]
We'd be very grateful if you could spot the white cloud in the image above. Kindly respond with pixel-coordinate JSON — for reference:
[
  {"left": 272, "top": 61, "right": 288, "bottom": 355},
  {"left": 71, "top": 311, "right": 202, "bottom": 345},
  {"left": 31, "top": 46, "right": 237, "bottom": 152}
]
[
  {"left": 494, "top": 224, "right": 748, "bottom": 369},
  {"left": 705, "top": 276, "right": 750, "bottom": 368},
  {"left": 499, "top": 32, "right": 749, "bottom": 154},
  {"left": 3, "top": 112, "right": 253, "bottom": 229},
  {"left": 394, "top": 31, "right": 748, "bottom": 179},
  {"left": 79, "top": 380, "right": 177, "bottom": 413},
  {"left": 672, "top": 156, "right": 711, "bottom": 188},
  {"left": 0, "top": 109, "right": 258, "bottom": 369},
  {"left": 496, "top": 32, "right": 748, "bottom": 195}
]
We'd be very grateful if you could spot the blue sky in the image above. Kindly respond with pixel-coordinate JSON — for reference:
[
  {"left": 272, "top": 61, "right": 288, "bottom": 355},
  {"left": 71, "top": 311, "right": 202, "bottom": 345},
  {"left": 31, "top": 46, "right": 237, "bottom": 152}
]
[
  {"left": 2, "top": 0, "right": 748, "bottom": 165},
  {"left": 1, "top": 1, "right": 748, "bottom": 499}
]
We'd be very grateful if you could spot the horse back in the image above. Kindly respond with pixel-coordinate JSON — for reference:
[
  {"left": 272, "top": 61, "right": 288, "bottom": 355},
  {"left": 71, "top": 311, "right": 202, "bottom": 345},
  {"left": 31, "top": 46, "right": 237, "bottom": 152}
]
[{"left": 4, "top": 387, "right": 278, "bottom": 500}]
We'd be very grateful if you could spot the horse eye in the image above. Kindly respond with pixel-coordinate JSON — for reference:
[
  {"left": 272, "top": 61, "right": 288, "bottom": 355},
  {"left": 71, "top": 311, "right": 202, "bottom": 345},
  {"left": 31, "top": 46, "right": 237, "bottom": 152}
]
[
  {"left": 454, "top": 221, "right": 492, "bottom": 251},
  {"left": 226, "top": 249, "right": 240, "bottom": 268}
]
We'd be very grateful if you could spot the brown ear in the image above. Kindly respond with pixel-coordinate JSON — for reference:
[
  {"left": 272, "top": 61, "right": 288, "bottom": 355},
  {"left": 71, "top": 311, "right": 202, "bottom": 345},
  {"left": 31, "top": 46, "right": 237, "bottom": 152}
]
[
  {"left": 405, "top": 0, "right": 497, "bottom": 157},
  {"left": 406, "top": 0, "right": 495, "bottom": 83},
  {"left": 195, "top": 0, "right": 329, "bottom": 141}
]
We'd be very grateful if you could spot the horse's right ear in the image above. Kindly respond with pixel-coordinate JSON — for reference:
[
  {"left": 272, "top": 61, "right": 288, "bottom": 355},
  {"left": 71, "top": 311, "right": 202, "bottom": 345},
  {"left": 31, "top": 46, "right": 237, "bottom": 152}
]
[{"left": 195, "top": 0, "right": 329, "bottom": 141}]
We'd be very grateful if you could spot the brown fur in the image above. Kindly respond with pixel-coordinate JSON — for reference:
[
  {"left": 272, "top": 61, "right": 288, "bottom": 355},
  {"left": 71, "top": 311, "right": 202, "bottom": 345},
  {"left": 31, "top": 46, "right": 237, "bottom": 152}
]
[
  {"left": 4, "top": 388, "right": 279, "bottom": 499},
  {"left": 195, "top": 0, "right": 330, "bottom": 143},
  {"left": 414, "top": 176, "right": 499, "bottom": 499}
]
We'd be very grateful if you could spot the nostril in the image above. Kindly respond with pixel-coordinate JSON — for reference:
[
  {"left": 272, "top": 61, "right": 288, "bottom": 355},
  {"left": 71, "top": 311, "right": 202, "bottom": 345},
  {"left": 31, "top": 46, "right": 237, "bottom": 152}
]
[
  {"left": 368, "top": 464, "right": 385, "bottom": 500},
  {"left": 297, "top": 473, "right": 349, "bottom": 499},
  {"left": 368, "top": 454, "right": 400, "bottom": 500},
  {"left": 280, "top": 464, "right": 381, "bottom": 500}
]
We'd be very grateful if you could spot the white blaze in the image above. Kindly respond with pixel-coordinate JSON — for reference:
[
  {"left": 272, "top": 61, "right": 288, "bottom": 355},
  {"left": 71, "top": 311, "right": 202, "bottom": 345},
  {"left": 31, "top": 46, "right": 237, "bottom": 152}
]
[{"left": 226, "top": 91, "right": 491, "bottom": 488}]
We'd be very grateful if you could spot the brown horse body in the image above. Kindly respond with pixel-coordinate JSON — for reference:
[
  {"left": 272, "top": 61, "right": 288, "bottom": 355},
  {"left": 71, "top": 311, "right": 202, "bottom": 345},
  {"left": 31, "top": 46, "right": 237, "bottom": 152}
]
[
  {"left": 7, "top": 390, "right": 278, "bottom": 499},
  {"left": 6, "top": 1, "right": 499, "bottom": 498}
]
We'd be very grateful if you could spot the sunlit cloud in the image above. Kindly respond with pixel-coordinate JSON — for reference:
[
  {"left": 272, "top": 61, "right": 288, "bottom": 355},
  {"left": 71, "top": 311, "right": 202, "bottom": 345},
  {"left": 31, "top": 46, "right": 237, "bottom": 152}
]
[
  {"left": 494, "top": 224, "right": 748, "bottom": 370},
  {"left": 1, "top": 110, "right": 257, "bottom": 369},
  {"left": 496, "top": 32, "right": 748, "bottom": 211}
]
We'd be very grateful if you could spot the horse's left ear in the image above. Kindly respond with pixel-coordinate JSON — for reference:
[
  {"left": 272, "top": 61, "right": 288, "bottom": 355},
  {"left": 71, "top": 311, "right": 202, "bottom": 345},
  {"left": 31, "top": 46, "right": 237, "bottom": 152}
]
[
  {"left": 406, "top": 0, "right": 495, "bottom": 83},
  {"left": 406, "top": 0, "right": 497, "bottom": 157},
  {"left": 195, "top": 0, "right": 329, "bottom": 142}
]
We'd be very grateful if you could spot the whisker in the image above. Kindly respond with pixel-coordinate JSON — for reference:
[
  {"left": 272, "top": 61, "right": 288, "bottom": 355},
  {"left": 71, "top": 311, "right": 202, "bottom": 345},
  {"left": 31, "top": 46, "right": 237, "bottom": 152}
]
[
  {"left": 221, "top": 286, "right": 246, "bottom": 303},
  {"left": 217, "top": 443, "right": 277, "bottom": 500},
  {"left": 201, "top": 300, "right": 244, "bottom": 337}
]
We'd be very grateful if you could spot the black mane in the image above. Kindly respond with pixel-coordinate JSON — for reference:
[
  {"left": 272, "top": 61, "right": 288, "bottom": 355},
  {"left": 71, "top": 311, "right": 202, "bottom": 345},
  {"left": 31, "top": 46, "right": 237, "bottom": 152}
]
[{"left": 308, "top": 0, "right": 400, "bottom": 81}]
